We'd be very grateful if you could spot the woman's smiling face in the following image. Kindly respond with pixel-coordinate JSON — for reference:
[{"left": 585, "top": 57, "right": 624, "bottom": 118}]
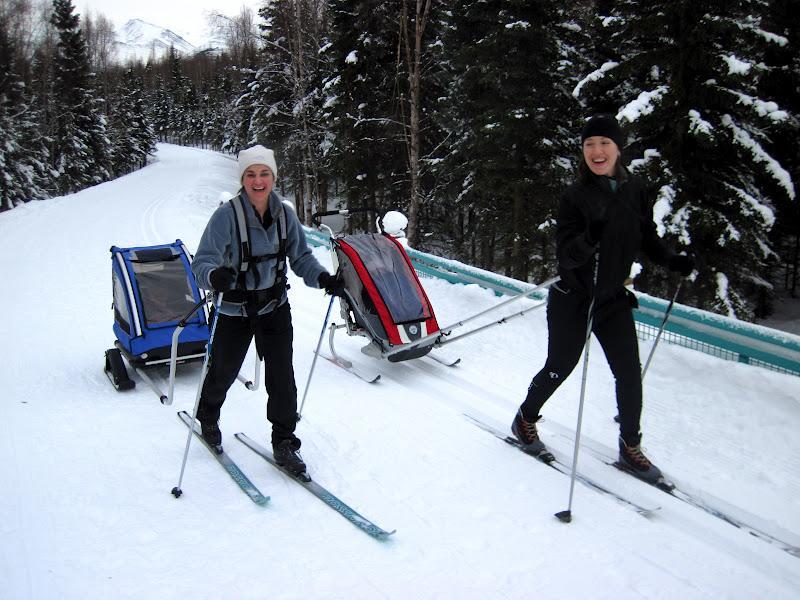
[
  {"left": 582, "top": 136, "right": 620, "bottom": 177},
  {"left": 242, "top": 164, "right": 275, "bottom": 201}
]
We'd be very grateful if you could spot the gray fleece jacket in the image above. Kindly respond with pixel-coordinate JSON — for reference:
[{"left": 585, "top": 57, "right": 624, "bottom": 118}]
[{"left": 192, "top": 190, "right": 328, "bottom": 316}]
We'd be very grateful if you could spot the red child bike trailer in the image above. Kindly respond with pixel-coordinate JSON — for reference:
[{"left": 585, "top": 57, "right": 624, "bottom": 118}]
[{"left": 310, "top": 209, "right": 560, "bottom": 384}]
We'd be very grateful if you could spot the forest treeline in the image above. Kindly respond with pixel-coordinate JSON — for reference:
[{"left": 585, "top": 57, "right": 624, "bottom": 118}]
[{"left": 1, "top": 0, "right": 797, "bottom": 321}]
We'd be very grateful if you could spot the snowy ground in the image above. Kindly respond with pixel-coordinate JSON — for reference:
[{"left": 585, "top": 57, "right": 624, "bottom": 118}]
[{"left": 1, "top": 144, "right": 799, "bottom": 600}]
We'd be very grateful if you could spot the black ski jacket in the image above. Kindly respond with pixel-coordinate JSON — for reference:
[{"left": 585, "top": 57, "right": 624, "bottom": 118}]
[{"left": 556, "top": 170, "right": 672, "bottom": 302}]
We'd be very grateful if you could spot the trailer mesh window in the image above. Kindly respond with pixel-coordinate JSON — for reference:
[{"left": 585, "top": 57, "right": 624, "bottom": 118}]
[{"left": 133, "top": 259, "right": 197, "bottom": 326}]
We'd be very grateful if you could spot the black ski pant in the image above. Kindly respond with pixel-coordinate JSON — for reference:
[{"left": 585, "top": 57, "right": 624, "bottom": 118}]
[
  {"left": 520, "top": 285, "right": 643, "bottom": 446},
  {"left": 197, "top": 302, "right": 300, "bottom": 449}
]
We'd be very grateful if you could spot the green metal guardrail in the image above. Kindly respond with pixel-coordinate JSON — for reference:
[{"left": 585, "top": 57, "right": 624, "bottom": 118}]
[{"left": 304, "top": 227, "right": 800, "bottom": 377}]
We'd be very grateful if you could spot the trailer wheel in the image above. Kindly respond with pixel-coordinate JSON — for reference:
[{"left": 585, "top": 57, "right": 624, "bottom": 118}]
[{"left": 105, "top": 348, "right": 135, "bottom": 391}]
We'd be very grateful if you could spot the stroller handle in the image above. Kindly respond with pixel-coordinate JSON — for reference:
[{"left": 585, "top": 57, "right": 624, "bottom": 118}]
[
  {"left": 311, "top": 207, "right": 375, "bottom": 227},
  {"left": 177, "top": 292, "right": 214, "bottom": 327}
]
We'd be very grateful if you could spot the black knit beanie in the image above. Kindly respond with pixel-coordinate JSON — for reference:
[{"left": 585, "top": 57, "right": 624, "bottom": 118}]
[{"left": 580, "top": 114, "right": 624, "bottom": 149}]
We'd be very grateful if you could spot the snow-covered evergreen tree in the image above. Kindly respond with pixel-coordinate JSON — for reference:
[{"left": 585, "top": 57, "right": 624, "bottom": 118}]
[
  {"left": 149, "top": 73, "right": 172, "bottom": 141},
  {"left": 202, "top": 70, "right": 236, "bottom": 151},
  {"left": 108, "top": 68, "right": 156, "bottom": 174},
  {"left": 322, "top": 0, "right": 408, "bottom": 228},
  {"left": 247, "top": 0, "right": 330, "bottom": 222},
  {"left": 439, "top": 1, "right": 583, "bottom": 280},
  {"left": 577, "top": 0, "right": 796, "bottom": 320},
  {"left": 49, "top": 0, "right": 111, "bottom": 194},
  {"left": 0, "top": 18, "right": 50, "bottom": 209},
  {"left": 760, "top": 0, "right": 800, "bottom": 300}
]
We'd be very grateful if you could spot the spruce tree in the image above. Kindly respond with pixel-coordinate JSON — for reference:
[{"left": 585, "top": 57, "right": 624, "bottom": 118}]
[
  {"left": 761, "top": 0, "right": 800, "bottom": 299},
  {"left": 577, "top": 0, "right": 796, "bottom": 319},
  {"left": 49, "top": 0, "right": 111, "bottom": 194},
  {"left": 108, "top": 68, "right": 156, "bottom": 174},
  {"left": 248, "top": 0, "right": 330, "bottom": 222},
  {"left": 323, "top": 0, "right": 408, "bottom": 228},
  {"left": 439, "top": 1, "right": 582, "bottom": 280},
  {"left": 0, "top": 18, "right": 49, "bottom": 209}
]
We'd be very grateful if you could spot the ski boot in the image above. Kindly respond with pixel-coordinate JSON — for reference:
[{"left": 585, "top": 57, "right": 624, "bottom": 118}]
[
  {"left": 511, "top": 410, "right": 554, "bottom": 462},
  {"left": 200, "top": 421, "right": 223, "bottom": 455},
  {"left": 617, "top": 437, "right": 665, "bottom": 485},
  {"left": 273, "top": 440, "right": 310, "bottom": 482}
]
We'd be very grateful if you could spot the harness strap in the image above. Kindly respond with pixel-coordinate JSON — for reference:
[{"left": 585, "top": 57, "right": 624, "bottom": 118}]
[{"left": 228, "top": 195, "right": 288, "bottom": 316}]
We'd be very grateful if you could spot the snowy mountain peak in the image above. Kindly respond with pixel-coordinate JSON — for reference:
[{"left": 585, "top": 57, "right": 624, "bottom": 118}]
[{"left": 114, "top": 19, "right": 198, "bottom": 64}]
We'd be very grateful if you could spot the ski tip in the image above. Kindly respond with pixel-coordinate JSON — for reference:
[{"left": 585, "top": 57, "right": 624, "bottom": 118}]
[
  {"left": 555, "top": 510, "right": 572, "bottom": 523},
  {"left": 378, "top": 529, "right": 397, "bottom": 539}
]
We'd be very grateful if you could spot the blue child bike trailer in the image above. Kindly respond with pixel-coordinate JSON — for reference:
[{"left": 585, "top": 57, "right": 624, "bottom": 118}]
[{"left": 104, "top": 240, "right": 211, "bottom": 401}]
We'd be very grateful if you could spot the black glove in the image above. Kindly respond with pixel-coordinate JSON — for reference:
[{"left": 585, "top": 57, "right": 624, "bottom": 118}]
[
  {"left": 209, "top": 267, "right": 236, "bottom": 291},
  {"left": 668, "top": 254, "right": 695, "bottom": 276},
  {"left": 586, "top": 219, "right": 606, "bottom": 245},
  {"left": 318, "top": 272, "right": 345, "bottom": 297}
]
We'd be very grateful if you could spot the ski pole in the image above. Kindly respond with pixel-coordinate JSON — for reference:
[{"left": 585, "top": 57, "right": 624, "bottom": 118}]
[
  {"left": 171, "top": 292, "right": 224, "bottom": 499},
  {"left": 297, "top": 294, "right": 337, "bottom": 421},
  {"left": 612, "top": 280, "right": 684, "bottom": 425},
  {"left": 556, "top": 252, "right": 600, "bottom": 523},
  {"left": 641, "top": 280, "right": 682, "bottom": 381}
]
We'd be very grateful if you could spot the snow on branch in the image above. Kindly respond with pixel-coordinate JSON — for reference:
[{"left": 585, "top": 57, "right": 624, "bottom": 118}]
[
  {"left": 722, "top": 114, "right": 796, "bottom": 200},
  {"left": 653, "top": 183, "right": 691, "bottom": 245},
  {"left": 738, "top": 17, "right": 788, "bottom": 46},
  {"left": 617, "top": 86, "right": 669, "bottom": 122},
  {"left": 628, "top": 148, "right": 661, "bottom": 173},
  {"left": 715, "top": 272, "right": 737, "bottom": 318},
  {"left": 721, "top": 54, "right": 752, "bottom": 75},
  {"left": 688, "top": 109, "right": 714, "bottom": 137},
  {"left": 572, "top": 61, "right": 618, "bottom": 98},
  {"left": 723, "top": 182, "right": 775, "bottom": 228},
  {"left": 751, "top": 27, "right": 788, "bottom": 46},
  {"left": 652, "top": 183, "right": 674, "bottom": 237},
  {"left": 724, "top": 89, "right": 788, "bottom": 122}
]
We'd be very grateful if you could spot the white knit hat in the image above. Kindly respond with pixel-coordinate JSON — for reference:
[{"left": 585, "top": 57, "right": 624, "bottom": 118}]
[{"left": 237, "top": 145, "right": 278, "bottom": 183}]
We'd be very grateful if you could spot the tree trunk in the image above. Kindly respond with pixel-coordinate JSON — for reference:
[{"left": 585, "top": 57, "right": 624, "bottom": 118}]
[{"left": 400, "top": 0, "right": 432, "bottom": 247}]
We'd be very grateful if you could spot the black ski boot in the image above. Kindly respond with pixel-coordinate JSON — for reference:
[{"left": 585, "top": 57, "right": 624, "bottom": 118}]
[
  {"left": 200, "top": 421, "right": 223, "bottom": 455},
  {"left": 511, "top": 410, "right": 553, "bottom": 462},
  {"left": 618, "top": 437, "right": 662, "bottom": 483},
  {"left": 273, "top": 440, "right": 309, "bottom": 481}
]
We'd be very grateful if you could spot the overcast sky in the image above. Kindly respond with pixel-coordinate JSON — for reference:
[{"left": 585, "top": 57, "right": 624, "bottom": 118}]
[{"left": 77, "top": 0, "right": 262, "bottom": 45}]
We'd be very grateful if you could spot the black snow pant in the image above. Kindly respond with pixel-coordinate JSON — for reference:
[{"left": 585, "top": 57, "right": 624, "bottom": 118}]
[
  {"left": 520, "top": 284, "right": 643, "bottom": 446},
  {"left": 197, "top": 302, "right": 300, "bottom": 449}
]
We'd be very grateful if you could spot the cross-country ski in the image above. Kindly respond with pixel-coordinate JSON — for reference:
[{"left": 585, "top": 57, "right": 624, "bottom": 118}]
[{"left": 235, "top": 433, "right": 395, "bottom": 540}]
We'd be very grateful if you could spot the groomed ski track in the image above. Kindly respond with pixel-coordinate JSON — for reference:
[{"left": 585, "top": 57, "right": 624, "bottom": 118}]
[{"left": 1, "top": 144, "right": 799, "bottom": 599}]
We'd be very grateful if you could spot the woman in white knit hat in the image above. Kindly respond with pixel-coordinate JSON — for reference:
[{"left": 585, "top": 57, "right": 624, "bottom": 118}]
[{"left": 191, "top": 144, "right": 344, "bottom": 479}]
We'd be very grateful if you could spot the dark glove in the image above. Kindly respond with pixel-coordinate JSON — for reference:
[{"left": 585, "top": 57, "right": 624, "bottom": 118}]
[
  {"left": 318, "top": 272, "right": 345, "bottom": 297},
  {"left": 209, "top": 267, "right": 236, "bottom": 291},
  {"left": 668, "top": 254, "right": 695, "bottom": 276},
  {"left": 586, "top": 219, "right": 606, "bottom": 245}
]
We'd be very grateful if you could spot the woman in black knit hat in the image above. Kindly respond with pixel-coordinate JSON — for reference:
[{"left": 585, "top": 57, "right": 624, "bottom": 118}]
[{"left": 510, "top": 114, "right": 695, "bottom": 482}]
